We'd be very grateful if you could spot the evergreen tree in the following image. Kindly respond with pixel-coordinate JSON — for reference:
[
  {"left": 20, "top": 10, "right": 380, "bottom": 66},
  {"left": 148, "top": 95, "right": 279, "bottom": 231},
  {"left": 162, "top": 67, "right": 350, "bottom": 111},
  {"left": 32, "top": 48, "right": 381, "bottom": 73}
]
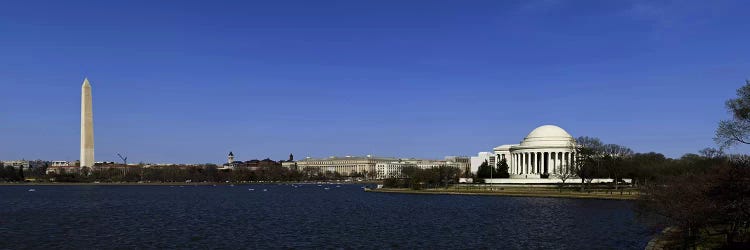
[
  {"left": 477, "top": 160, "right": 491, "bottom": 179},
  {"left": 496, "top": 158, "right": 510, "bottom": 178}
]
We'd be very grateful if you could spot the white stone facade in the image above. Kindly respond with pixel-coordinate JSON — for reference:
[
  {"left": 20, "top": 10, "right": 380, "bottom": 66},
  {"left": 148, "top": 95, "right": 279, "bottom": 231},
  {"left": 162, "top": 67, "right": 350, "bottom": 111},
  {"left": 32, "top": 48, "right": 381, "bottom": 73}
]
[
  {"left": 2, "top": 160, "right": 30, "bottom": 169},
  {"left": 376, "top": 159, "right": 466, "bottom": 179},
  {"left": 376, "top": 162, "right": 413, "bottom": 179},
  {"left": 472, "top": 125, "right": 576, "bottom": 179},
  {"left": 470, "top": 152, "right": 494, "bottom": 174},
  {"left": 297, "top": 155, "right": 397, "bottom": 176},
  {"left": 51, "top": 161, "right": 70, "bottom": 167}
]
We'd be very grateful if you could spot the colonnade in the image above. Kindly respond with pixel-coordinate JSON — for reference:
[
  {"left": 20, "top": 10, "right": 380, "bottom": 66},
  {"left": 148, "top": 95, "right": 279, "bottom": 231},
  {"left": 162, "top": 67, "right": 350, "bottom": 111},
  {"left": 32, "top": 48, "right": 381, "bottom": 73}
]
[{"left": 510, "top": 151, "right": 574, "bottom": 176}]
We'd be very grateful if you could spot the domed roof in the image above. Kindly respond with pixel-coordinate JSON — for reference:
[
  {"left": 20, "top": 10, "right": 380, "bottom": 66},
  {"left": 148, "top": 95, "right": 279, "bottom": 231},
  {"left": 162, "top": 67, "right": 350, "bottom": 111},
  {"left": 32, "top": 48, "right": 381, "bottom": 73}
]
[
  {"left": 518, "top": 125, "right": 574, "bottom": 147},
  {"left": 527, "top": 125, "right": 572, "bottom": 138}
]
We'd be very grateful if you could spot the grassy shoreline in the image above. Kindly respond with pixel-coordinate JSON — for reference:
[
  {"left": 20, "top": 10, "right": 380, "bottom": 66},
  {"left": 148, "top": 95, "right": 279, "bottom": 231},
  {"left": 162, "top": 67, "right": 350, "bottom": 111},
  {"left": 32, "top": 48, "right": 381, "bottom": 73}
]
[{"left": 366, "top": 187, "right": 639, "bottom": 200}]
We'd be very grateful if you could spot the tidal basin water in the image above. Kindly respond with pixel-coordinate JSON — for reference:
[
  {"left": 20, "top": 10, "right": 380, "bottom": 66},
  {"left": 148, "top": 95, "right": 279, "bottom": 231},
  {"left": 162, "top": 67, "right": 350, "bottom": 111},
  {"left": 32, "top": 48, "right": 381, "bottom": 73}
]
[{"left": 0, "top": 184, "right": 653, "bottom": 249}]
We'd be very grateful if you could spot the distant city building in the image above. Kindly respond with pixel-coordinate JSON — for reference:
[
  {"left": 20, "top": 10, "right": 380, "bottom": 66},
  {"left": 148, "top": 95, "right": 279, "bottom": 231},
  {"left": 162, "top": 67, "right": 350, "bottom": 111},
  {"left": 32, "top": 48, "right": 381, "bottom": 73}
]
[
  {"left": 2, "top": 160, "right": 30, "bottom": 170},
  {"left": 221, "top": 152, "right": 281, "bottom": 170},
  {"left": 444, "top": 156, "right": 471, "bottom": 176},
  {"left": 46, "top": 161, "right": 79, "bottom": 174},
  {"left": 296, "top": 155, "right": 396, "bottom": 177},
  {"left": 280, "top": 153, "right": 297, "bottom": 170},
  {"left": 293, "top": 155, "right": 467, "bottom": 179},
  {"left": 470, "top": 152, "right": 495, "bottom": 174},
  {"left": 471, "top": 125, "right": 576, "bottom": 179},
  {"left": 375, "top": 161, "right": 412, "bottom": 179},
  {"left": 51, "top": 161, "right": 70, "bottom": 167},
  {"left": 233, "top": 159, "right": 280, "bottom": 170},
  {"left": 375, "top": 158, "right": 468, "bottom": 179},
  {"left": 220, "top": 151, "right": 236, "bottom": 170},
  {"left": 94, "top": 163, "right": 140, "bottom": 175},
  {"left": 46, "top": 166, "right": 80, "bottom": 174}
]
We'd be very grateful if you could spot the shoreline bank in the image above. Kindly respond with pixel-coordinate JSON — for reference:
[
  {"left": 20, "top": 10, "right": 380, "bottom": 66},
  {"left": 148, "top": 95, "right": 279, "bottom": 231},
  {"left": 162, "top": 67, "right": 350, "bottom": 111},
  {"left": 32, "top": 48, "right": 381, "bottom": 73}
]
[{"left": 366, "top": 188, "right": 639, "bottom": 200}]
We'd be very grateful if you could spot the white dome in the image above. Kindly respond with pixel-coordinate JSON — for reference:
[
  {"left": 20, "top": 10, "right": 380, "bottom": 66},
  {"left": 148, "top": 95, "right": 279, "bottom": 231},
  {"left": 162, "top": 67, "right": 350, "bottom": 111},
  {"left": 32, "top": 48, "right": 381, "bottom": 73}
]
[{"left": 519, "top": 125, "right": 574, "bottom": 147}]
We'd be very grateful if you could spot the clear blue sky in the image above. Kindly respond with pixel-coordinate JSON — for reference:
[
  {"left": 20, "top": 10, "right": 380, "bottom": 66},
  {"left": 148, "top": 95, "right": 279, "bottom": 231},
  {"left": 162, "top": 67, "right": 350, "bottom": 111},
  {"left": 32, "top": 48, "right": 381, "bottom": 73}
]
[{"left": 1, "top": 0, "right": 749, "bottom": 164}]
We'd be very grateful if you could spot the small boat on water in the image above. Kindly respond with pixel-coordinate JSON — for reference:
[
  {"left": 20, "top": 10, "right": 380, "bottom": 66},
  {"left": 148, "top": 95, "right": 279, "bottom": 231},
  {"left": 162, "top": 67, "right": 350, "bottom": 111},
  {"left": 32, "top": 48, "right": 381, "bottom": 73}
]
[
  {"left": 28, "top": 189, "right": 36, "bottom": 192},
  {"left": 335, "top": 185, "right": 341, "bottom": 188},
  {"left": 324, "top": 187, "right": 330, "bottom": 190},
  {"left": 248, "top": 188, "right": 255, "bottom": 191},
  {"left": 263, "top": 189, "right": 268, "bottom": 192}
]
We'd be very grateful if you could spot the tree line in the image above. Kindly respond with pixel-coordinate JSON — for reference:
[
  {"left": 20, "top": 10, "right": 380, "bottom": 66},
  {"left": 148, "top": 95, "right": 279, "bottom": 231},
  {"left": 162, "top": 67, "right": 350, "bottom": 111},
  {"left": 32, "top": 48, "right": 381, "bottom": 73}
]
[
  {"left": 0, "top": 166, "right": 24, "bottom": 182},
  {"left": 567, "top": 137, "right": 726, "bottom": 191},
  {"left": 44, "top": 165, "right": 374, "bottom": 183},
  {"left": 637, "top": 156, "right": 750, "bottom": 249},
  {"left": 383, "top": 165, "right": 462, "bottom": 189},
  {"left": 635, "top": 80, "right": 750, "bottom": 248}
]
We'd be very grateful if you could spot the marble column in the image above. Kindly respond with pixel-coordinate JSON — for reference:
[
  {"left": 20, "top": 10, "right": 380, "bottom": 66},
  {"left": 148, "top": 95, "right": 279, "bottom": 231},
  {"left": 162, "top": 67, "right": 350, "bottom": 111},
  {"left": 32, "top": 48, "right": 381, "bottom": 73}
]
[
  {"left": 539, "top": 152, "right": 543, "bottom": 174},
  {"left": 551, "top": 152, "right": 556, "bottom": 175},
  {"left": 544, "top": 152, "right": 552, "bottom": 174},
  {"left": 529, "top": 152, "right": 534, "bottom": 174},
  {"left": 538, "top": 152, "right": 542, "bottom": 174},
  {"left": 525, "top": 153, "right": 529, "bottom": 174}
]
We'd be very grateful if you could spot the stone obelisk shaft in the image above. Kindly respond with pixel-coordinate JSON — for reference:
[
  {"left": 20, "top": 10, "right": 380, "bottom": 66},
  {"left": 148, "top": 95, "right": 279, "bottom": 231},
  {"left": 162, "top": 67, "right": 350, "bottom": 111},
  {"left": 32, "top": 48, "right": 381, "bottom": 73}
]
[{"left": 80, "top": 78, "right": 94, "bottom": 168}]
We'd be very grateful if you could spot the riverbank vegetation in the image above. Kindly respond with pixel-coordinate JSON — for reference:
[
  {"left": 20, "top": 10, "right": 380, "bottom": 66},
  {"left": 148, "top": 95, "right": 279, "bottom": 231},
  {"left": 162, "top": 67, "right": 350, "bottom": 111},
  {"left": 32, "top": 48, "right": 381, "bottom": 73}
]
[
  {"left": 371, "top": 186, "right": 638, "bottom": 200},
  {"left": 637, "top": 156, "right": 750, "bottom": 249},
  {"left": 1, "top": 164, "right": 373, "bottom": 183},
  {"left": 381, "top": 145, "right": 729, "bottom": 191},
  {"left": 636, "top": 80, "right": 750, "bottom": 249}
]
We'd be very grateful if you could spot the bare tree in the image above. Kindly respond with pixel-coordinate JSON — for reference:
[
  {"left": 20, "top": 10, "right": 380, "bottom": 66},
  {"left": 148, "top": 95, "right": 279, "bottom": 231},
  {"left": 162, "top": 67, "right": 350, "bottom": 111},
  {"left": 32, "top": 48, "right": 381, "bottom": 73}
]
[
  {"left": 637, "top": 173, "right": 713, "bottom": 248},
  {"left": 573, "top": 136, "right": 603, "bottom": 191},
  {"left": 698, "top": 147, "right": 724, "bottom": 159},
  {"left": 555, "top": 140, "right": 577, "bottom": 192},
  {"left": 716, "top": 80, "right": 750, "bottom": 148},
  {"left": 602, "top": 144, "right": 634, "bottom": 190}
]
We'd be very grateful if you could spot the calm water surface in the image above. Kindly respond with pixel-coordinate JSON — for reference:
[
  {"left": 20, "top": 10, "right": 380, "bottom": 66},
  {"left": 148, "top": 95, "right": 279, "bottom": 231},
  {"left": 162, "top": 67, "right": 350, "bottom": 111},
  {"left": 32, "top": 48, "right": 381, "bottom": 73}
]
[{"left": 0, "top": 185, "right": 653, "bottom": 249}]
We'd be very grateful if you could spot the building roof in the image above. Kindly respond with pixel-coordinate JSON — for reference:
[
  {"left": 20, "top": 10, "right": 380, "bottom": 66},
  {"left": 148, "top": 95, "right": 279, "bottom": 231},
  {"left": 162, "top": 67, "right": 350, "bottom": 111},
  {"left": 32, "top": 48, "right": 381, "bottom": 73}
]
[
  {"left": 492, "top": 144, "right": 518, "bottom": 151},
  {"left": 527, "top": 125, "right": 571, "bottom": 138},
  {"left": 518, "top": 125, "right": 574, "bottom": 147}
]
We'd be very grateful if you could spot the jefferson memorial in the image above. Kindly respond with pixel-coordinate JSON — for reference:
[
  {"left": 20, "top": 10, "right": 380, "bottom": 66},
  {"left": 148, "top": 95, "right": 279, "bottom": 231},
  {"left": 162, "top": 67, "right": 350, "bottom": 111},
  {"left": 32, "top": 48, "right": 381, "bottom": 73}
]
[{"left": 471, "top": 125, "right": 576, "bottom": 179}]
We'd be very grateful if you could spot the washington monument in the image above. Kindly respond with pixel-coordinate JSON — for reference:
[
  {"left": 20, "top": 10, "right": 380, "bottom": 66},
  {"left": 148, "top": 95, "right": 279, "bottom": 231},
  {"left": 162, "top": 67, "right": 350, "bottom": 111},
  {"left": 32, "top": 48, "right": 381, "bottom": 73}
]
[{"left": 80, "top": 78, "right": 94, "bottom": 168}]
